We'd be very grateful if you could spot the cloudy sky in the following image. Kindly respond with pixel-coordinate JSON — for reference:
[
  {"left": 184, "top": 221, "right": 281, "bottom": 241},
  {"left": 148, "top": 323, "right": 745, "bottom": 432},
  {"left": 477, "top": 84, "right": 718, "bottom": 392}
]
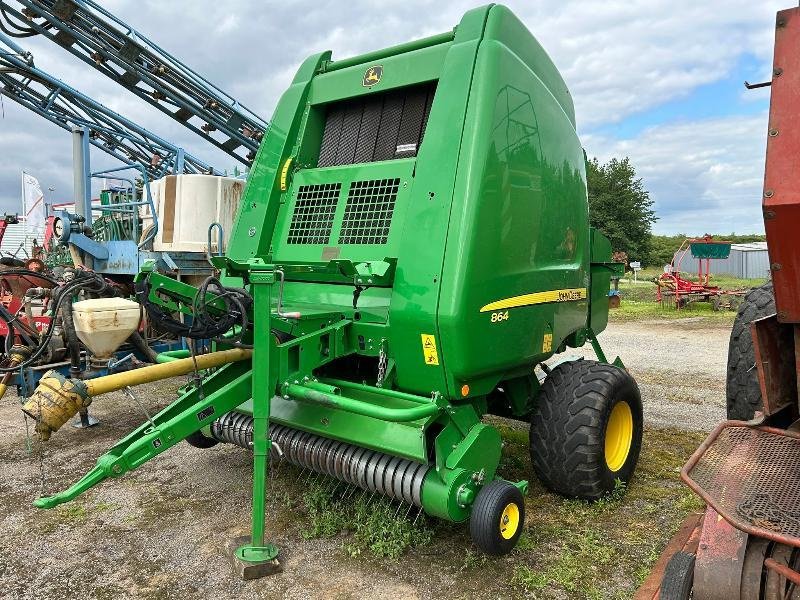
[{"left": 0, "top": 1, "right": 787, "bottom": 234}]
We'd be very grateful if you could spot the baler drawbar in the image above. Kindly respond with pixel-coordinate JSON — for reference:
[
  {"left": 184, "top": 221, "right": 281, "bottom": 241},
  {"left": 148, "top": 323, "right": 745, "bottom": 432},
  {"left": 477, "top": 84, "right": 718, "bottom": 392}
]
[{"left": 28, "top": 4, "right": 643, "bottom": 577}]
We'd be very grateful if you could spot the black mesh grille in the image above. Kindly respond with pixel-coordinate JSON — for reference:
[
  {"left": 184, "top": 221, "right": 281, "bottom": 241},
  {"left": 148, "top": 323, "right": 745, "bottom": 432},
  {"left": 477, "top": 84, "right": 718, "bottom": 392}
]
[
  {"left": 286, "top": 183, "right": 341, "bottom": 244},
  {"left": 338, "top": 178, "right": 400, "bottom": 245},
  {"left": 318, "top": 82, "right": 437, "bottom": 168},
  {"left": 317, "top": 107, "right": 344, "bottom": 167}
]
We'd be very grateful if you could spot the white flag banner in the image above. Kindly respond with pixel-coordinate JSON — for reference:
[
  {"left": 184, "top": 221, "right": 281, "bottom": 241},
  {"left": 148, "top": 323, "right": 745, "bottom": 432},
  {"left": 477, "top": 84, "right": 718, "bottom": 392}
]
[{"left": 22, "top": 171, "right": 45, "bottom": 238}]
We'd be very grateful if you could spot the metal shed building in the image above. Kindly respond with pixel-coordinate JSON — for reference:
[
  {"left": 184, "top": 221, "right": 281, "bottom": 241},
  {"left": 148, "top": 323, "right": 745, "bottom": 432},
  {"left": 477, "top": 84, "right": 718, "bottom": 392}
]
[
  {"left": 0, "top": 221, "right": 36, "bottom": 260},
  {"left": 674, "top": 242, "right": 771, "bottom": 280}
]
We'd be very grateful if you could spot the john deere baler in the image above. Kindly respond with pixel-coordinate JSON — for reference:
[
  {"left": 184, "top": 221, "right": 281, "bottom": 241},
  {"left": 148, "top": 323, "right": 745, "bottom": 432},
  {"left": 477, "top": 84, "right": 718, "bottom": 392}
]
[{"left": 29, "top": 4, "right": 642, "bottom": 574}]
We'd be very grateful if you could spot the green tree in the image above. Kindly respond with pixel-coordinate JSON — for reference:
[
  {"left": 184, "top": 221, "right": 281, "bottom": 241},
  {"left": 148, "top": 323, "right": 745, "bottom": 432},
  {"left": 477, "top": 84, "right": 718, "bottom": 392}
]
[{"left": 586, "top": 157, "right": 656, "bottom": 263}]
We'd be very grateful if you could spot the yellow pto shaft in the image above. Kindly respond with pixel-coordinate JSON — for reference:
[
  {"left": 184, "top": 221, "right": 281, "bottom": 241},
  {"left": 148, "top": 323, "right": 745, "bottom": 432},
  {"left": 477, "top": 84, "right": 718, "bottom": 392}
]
[
  {"left": 86, "top": 348, "right": 252, "bottom": 395},
  {"left": 22, "top": 348, "right": 252, "bottom": 440}
]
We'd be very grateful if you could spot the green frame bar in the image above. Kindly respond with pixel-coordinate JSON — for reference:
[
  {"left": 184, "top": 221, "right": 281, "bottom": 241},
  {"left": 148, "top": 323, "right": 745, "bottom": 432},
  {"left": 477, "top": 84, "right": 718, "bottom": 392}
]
[{"left": 235, "top": 266, "right": 279, "bottom": 564}]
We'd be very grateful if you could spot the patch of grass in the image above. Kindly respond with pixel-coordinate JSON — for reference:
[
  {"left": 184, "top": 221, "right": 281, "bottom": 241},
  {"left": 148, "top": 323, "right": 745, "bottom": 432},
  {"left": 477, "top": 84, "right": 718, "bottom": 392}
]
[
  {"left": 512, "top": 564, "right": 548, "bottom": 590},
  {"left": 31, "top": 498, "right": 117, "bottom": 533},
  {"left": 461, "top": 548, "right": 489, "bottom": 571},
  {"left": 57, "top": 503, "right": 88, "bottom": 523},
  {"left": 611, "top": 298, "right": 739, "bottom": 322},
  {"left": 498, "top": 425, "right": 707, "bottom": 598},
  {"left": 229, "top": 421, "right": 708, "bottom": 598},
  {"left": 609, "top": 273, "right": 767, "bottom": 322},
  {"left": 301, "top": 480, "right": 433, "bottom": 559}
]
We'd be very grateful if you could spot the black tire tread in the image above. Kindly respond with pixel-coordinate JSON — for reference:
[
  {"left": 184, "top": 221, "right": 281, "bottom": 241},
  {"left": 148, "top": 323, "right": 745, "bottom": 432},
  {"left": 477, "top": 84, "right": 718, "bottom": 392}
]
[
  {"left": 726, "top": 281, "right": 775, "bottom": 420},
  {"left": 530, "top": 359, "right": 642, "bottom": 500},
  {"left": 469, "top": 481, "right": 524, "bottom": 556},
  {"left": 185, "top": 430, "right": 219, "bottom": 449},
  {"left": 660, "top": 551, "right": 695, "bottom": 600}
]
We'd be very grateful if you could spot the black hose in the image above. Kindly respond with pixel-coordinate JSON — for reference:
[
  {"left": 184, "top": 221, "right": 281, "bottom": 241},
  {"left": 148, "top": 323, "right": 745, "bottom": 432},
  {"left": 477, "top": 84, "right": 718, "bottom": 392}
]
[
  {"left": 60, "top": 301, "right": 82, "bottom": 377},
  {"left": 127, "top": 331, "right": 158, "bottom": 363},
  {"left": 0, "top": 6, "right": 49, "bottom": 38},
  {"left": 135, "top": 275, "right": 253, "bottom": 344}
]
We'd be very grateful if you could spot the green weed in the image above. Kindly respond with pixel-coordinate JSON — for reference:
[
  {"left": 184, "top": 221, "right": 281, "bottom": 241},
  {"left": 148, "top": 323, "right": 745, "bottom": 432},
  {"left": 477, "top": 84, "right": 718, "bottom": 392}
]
[{"left": 301, "top": 480, "right": 433, "bottom": 559}]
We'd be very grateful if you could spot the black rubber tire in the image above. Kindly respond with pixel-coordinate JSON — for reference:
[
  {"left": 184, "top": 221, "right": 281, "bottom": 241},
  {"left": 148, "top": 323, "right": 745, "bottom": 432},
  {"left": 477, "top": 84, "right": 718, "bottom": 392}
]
[
  {"left": 726, "top": 281, "right": 775, "bottom": 420},
  {"left": 530, "top": 359, "right": 643, "bottom": 500},
  {"left": 185, "top": 430, "right": 218, "bottom": 449},
  {"left": 469, "top": 481, "right": 525, "bottom": 556},
  {"left": 660, "top": 551, "right": 695, "bottom": 600}
]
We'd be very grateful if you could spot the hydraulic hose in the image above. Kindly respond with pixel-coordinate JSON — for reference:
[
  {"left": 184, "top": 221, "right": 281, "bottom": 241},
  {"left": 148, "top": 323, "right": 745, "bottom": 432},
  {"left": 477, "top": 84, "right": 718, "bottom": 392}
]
[
  {"left": 60, "top": 301, "right": 82, "bottom": 377},
  {"left": 127, "top": 331, "right": 159, "bottom": 363},
  {"left": 22, "top": 348, "right": 252, "bottom": 441},
  {"left": 135, "top": 275, "right": 253, "bottom": 344}
]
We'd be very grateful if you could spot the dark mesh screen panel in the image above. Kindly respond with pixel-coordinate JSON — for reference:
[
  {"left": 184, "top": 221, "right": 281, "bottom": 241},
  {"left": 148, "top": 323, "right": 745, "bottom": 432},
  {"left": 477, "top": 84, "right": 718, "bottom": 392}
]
[
  {"left": 317, "top": 81, "right": 437, "bottom": 167},
  {"left": 317, "top": 107, "right": 344, "bottom": 167},
  {"left": 338, "top": 178, "right": 400, "bottom": 244},
  {"left": 286, "top": 183, "right": 342, "bottom": 244}
]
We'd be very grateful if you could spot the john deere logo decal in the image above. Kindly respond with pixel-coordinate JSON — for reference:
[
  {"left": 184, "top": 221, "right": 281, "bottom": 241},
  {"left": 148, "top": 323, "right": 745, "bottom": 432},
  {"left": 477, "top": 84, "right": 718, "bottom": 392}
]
[{"left": 363, "top": 65, "right": 383, "bottom": 87}]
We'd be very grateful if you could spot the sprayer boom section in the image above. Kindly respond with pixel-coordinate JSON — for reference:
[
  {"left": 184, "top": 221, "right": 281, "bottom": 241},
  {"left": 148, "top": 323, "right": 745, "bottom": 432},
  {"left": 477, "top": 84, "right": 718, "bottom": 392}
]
[{"left": 37, "top": 5, "right": 634, "bottom": 567}]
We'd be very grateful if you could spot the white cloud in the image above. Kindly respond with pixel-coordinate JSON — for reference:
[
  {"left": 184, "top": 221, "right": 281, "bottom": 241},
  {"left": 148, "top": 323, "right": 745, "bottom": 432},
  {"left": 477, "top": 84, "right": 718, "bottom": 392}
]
[{"left": 584, "top": 113, "right": 767, "bottom": 235}]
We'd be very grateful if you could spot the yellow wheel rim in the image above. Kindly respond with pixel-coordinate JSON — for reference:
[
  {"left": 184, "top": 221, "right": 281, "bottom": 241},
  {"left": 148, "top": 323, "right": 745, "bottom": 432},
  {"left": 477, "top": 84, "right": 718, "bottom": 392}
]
[
  {"left": 605, "top": 401, "right": 633, "bottom": 472},
  {"left": 500, "top": 502, "right": 520, "bottom": 540}
]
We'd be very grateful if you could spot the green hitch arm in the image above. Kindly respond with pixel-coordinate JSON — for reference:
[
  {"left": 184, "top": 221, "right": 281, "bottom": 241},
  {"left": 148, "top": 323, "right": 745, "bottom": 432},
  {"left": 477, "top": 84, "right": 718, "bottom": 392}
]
[
  {"left": 587, "top": 328, "right": 625, "bottom": 369},
  {"left": 283, "top": 383, "right": 443, "bottom": 422},
  {"left": 35, "top": 361, "right": 253, "bottom": 509}
]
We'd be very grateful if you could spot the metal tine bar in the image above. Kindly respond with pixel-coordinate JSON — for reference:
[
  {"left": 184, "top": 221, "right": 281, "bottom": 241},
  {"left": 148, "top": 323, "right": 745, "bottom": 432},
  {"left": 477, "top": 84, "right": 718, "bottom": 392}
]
[
  {"left": 302, "top": 467, "right": 315, "bottom": 485},
  {"left": 297, "top": 466, "right": 310, "bottom": 482},
  {"left": 345, "top": 483, "right": 359, "bottom": 500},
  {"left": 321, "top": 474, "right": 336, "bottom": 494}
]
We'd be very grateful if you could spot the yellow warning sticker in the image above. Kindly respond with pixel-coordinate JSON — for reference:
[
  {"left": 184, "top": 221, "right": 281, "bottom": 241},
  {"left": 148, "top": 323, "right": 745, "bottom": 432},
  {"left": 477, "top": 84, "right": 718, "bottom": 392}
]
[
  {"left": 542, "top": 333, "right": 553, "bottom": 353},
  {"left": 421, "top": 334, "right": 440, "bottom": 366}
]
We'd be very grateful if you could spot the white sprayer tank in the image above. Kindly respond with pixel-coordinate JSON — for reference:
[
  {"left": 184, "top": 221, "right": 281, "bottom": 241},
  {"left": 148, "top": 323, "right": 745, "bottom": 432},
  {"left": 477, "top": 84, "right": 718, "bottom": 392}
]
[
  {"left": 147, "top": 174, "right": 243, "bottom": 253},
  {"left": 71, "top": 298, "right": 141, "bottom": 358}
]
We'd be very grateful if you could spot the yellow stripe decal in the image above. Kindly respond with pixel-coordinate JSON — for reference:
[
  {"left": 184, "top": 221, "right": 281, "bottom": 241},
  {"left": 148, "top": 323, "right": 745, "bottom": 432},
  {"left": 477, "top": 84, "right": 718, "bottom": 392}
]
[
  {"left": 279, "top": 157, "right": 293, "bottom": 191},
  {"left": 480, "top": 288, "right": 587, "bottom": 313}
]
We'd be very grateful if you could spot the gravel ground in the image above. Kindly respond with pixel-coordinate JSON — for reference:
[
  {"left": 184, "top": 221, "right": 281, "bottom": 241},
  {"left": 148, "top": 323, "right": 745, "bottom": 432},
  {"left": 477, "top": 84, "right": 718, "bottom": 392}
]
[
  {"left": 0, "top": 317, "right": 731, "bottom": 599},
  {"left": 569, "top": 318, "right": 730, "bottom": 432}
]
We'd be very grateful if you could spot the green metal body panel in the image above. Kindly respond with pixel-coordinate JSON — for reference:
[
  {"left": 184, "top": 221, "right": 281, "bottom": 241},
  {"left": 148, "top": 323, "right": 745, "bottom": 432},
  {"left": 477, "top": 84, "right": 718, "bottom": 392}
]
[
  {"left": 436, "top": 8, "right": 590, "bottom": 397},
  {"left": 225, "top": 5, "right": 608, "bottom": 403}
]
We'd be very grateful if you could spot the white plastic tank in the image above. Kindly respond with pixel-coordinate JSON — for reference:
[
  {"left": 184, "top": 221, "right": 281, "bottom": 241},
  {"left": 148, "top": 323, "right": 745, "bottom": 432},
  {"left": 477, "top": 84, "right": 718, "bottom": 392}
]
[
  {"left": 148, "top": 174, "right": 243, "bottom": 253},
  {"left": 71, "top": 298, "right": 141, "bottom": 358}
]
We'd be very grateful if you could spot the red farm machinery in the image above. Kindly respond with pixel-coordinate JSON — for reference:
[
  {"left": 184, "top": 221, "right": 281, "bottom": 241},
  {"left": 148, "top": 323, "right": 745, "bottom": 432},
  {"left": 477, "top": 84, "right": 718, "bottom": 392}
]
[
  {"left": 656, "top": 236, "right": 746, "bottom": 311},
  {"left": 639, "top": 7, "right": 800, "bottom": 599}
]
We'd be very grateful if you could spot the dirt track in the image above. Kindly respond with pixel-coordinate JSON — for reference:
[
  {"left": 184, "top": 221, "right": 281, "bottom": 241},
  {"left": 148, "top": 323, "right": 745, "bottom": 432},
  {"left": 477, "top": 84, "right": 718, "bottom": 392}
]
[{"left": 0, "top": 317, "right": 730, "bottom": 599}]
